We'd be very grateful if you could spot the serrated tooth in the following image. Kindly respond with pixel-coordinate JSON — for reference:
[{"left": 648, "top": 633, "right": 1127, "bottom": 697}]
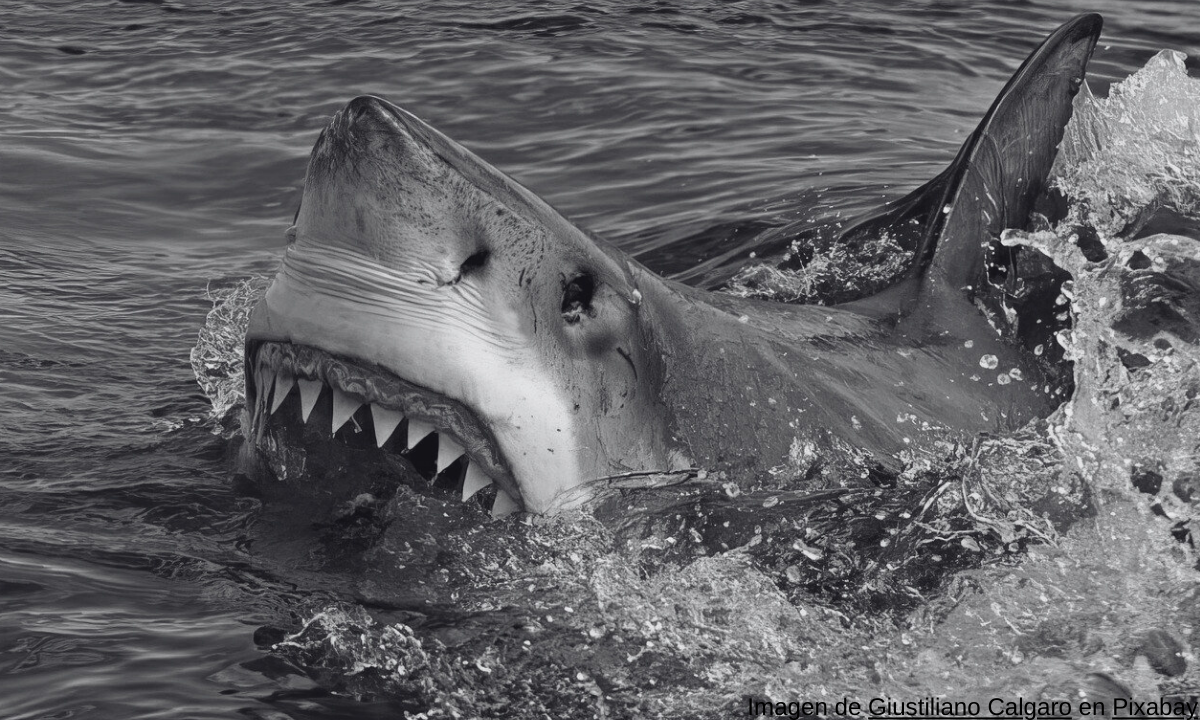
[
  {"left": 461, "top": 462, "right": 493, "bottom": 502},
  {"left": 271, "top": 367, "right": 294, "bottom": 414},
  {"left": 331, "top": 387, "right": 362, "bottom": 434},
  {"left": 296, "top": 379, "right": 323, "bottom": 423},
  {"left": 437, "top": 436, "right": 465, "bottom": 473},
  {"left": 491, "top": 489, "right": 520, "bottom": 518},
  {"left": 406, "top": 419, "right": 435, "bottom": 450},
  {"left": 370, "top": 404, "right": 404, "bottom": 448}
]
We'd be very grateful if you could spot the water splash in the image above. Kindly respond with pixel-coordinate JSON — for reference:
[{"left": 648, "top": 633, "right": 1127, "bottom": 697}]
[
  {"left": 1054, "top": 49, "right": 1200, "bottom": 237},
  {"left": 190, "top": 277, "right": 267, "bottom": 433},
  {"left": 274, "top": 605, "right": 440, "bottom": 704},
  {"left": 1016, "top": 47, "right": 1200, "bottom": 496},
  {"left": 724, "top": 231, "right": 912, "bottom": 304},
  {"left": 1002, "top": 228, "right": 1200, "bottom": 495}
]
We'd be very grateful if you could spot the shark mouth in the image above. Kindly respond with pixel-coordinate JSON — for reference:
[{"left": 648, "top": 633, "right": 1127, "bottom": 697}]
[{"left": 244, "top": 340, "right": 524, "bottom": 517}]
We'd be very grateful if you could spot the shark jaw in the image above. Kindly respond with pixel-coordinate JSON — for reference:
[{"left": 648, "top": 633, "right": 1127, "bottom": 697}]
[
  {"left": 245, "top": 338, "right": 527, "bottom": 517},
  {"left": 242, "top": 242, "right": 595, "bottom": 515}
]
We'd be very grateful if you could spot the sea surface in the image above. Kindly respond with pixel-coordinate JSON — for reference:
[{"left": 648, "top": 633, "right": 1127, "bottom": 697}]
[{"left": 2, "top": 1, "right": 1198, "bottom": 718}]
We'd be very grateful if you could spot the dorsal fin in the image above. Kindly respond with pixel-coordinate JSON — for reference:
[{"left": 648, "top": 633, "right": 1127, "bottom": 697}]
[{"left": 838, "top": 13, "right": 1102, "bottom": 315}]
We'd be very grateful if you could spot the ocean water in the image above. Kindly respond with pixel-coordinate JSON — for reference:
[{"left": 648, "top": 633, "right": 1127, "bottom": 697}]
[{"left": 2, "top": 1, "right": 1198, "bottom": 718}]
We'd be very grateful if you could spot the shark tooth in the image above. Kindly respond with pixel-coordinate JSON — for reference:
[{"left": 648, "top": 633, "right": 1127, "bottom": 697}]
[
  {"left": 331, "top": 387, "right": 362, "bottom": 433},
  {"left": 271, "top": 367, "right": 294, "bottom": 414},
  {"left": 406, "top": 419, "right": 436, "bottom": 450},
  {"left": 491, "top": 488, "right": 520, "bottom": 518},
  {"left": 370, "top": 404, "right": 404, "bottom": 448},
  {"left": 436, "top": 436, "right": 465, "bottom": 473},
  {"left": 461, "top": 463, "right": 493, "bottom": 502},
  {"left": 296, "top": 378, "right": 323, "bottom": 423}
]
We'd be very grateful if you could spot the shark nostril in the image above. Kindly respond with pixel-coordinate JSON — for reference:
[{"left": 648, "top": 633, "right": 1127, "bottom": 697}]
[{"left": 460, "top": 249, "right": 490, "bottom": 275}]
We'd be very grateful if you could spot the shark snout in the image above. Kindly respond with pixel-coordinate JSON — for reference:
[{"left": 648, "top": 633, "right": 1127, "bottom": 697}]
[
  {"left": 319, "top": 95, "right": 412, "bottom": 157},
  {"left": 300, "top": 95, "right": 481, "bottom": 272}
]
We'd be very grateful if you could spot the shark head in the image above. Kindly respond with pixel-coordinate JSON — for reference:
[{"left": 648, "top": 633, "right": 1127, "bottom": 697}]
[{"left": 244, "top": 96, "right": 682, "bottom": 514}]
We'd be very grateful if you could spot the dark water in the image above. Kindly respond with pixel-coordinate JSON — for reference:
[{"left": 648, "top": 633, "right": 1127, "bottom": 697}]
[{"left": 2, "top": 1, "right": 1197, "bottom": 717}]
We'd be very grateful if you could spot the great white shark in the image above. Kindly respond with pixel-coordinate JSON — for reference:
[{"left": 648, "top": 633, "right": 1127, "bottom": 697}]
[{"left": 242, "top": 14, "right": 1102, "bottom": 516}]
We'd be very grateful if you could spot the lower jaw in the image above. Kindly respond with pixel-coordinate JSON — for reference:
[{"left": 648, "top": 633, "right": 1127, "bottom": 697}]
[{"left": 246, "top": 391, "right": 514, "bottom": 516}]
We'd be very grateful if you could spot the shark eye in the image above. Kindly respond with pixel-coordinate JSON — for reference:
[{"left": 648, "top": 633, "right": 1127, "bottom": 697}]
[{"left": 562, "top": 273, "right": 595, "bottom": 324}]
